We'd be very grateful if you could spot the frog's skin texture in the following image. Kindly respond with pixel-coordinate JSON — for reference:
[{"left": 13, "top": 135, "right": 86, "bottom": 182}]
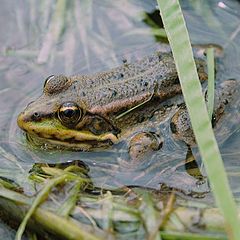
[{"left": 17, "top": 51, "right": 209, "bottom": 151}]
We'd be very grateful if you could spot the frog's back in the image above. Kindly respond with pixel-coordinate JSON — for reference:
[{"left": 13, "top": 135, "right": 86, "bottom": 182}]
[
  {"left": 70, "top": 52, "right": 175, "bottom": 87},
  {"left": 69, "top": 52, "right": 206, "bottom": 115},
  {"left": 70, "top": 53, "right": 178, "bottom": 114}
]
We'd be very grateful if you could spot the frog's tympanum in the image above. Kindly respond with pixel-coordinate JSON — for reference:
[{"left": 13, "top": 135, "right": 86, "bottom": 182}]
[{"left": 17, "top": 52, "right": 237, "bottom": 155}]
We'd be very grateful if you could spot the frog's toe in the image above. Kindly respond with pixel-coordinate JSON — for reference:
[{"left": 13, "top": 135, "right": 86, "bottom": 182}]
[{"left": 128, "top": 132, "right": 163, "bottom": 162}]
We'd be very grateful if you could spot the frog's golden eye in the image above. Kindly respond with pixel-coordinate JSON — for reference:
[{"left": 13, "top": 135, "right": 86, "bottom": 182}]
[
  {"left": 58, "top": 102, "right": 82, "bottom": 127},
  {"left": 44, "top": 75, "right": 55, "bottom": 88}
]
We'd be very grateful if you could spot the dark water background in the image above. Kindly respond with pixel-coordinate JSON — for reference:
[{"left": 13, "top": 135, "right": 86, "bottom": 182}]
[{"left": 0, "top": 0, "right": 240, "bottom": 220}]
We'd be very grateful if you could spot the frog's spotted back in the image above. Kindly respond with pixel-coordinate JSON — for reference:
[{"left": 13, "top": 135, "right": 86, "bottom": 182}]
[{"left": 69, "top": 52, "right": 207, "bottom": 115}]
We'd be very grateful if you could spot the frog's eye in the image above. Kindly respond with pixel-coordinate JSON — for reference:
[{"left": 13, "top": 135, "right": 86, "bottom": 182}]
[
  {"left": 58, "top": 102, "right": 82, "bottom": 127},
  {"left": 44, "top": 75, "right": 55, "bottom": 88}
]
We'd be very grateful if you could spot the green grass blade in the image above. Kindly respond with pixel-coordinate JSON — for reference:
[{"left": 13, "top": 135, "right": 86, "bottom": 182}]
[
  {"left": 160, "top": 231, "right": 227, "bottom": 240},
  {"left": 156, "top": 0, "right": 240, "bottom": 239},
  {"left": 207, "top": 48, "right": 215, "bottom": 119},
  {"left": 57, "top": 181, "right": 81, "bottom": 217},
  {"left": 15, "top": 174, "right": 68, "bottom": 240}
]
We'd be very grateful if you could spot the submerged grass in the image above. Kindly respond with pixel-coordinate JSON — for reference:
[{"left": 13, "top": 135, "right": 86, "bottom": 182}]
[
  {"left": 156, "top": 0, "right": 240, "bottom": 239},
  {"left": 0, "top": 163, "right": 233, "bottom": 239},
  {"left": 0, "top": 186, "right": 103, "bottom": 240},
  {"left": 160, "top": 231, "right": 227, "bottom": 240},
  {"left": 37, "top": 0, "right": 67, "bottom": 64},
  {"left": 15, "top": 174, "right": 69, "bottom": 240},
  {"left": 15, "top": 168, "right": 90, "bottom": 240}
]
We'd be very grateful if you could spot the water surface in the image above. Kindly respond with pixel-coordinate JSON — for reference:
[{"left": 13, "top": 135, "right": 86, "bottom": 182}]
[{"left": 0, "top": 0, "right": 240, "bottom": 200}]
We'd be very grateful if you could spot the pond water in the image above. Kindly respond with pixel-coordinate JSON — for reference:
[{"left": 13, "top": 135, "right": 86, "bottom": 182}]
[{"left": 0, "top": 0, "right": 240, "bottom": 204}]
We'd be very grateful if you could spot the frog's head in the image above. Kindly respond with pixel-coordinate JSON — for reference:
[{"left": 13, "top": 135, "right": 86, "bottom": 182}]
[{"left": 17, "top": 75, "right": 119, "bottom": 150}]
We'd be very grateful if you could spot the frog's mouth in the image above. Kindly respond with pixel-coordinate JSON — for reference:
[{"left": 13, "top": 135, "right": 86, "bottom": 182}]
[
  {"left": 17, "top": 115, "right": 118, "bottom": 151},
  {"left": 25, "top": 133, "right": 117, "bottom": 151}
]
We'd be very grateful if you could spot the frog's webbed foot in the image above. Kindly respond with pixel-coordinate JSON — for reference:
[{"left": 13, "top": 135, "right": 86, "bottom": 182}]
[
  {"left": 128, "top": 132, "right": 163, "bottom": 164},
  {"left": 157, "top": 148, "right": 209, "bottom": 197}
]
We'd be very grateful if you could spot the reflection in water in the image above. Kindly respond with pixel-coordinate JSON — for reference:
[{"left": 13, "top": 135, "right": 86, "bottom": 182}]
[{"left": 0, "top": 0, "right": 239, "bottom": 201}]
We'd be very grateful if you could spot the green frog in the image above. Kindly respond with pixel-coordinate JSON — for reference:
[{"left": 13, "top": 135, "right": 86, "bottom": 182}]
[{"left": 17, "top": 51, "right": 236, "bottom": 155}]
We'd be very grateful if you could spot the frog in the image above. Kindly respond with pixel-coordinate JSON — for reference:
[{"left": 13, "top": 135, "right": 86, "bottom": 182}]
[{"left": 18, "top": 51, "right": 234, "bottom": 155}]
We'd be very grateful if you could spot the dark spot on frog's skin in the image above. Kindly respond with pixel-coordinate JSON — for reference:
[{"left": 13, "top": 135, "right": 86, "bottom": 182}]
[
  {"left": 138, "top": 115, "right": 145, "bottom": 123},
  {"left": 122, "top": 58, "right": 127, "bottom": 64},
  {"left": 144, "top": 82, "right": 148, "bottom": 87},
  {"left": 174, "top": 77, "right": 180, "bottom": 84},
  {"left": 158, "top": 54, "right": 162, "bottom": 62},
  {"left": 224, "top": 99, "right": 228, "bottom": 105},
  {"left": 82, "top": 92, "right": 86, "bottom": 97},
  {"left": 158, "top": 140, "right": 163, "bottom": 149},
  {"left": 170, "top": 122, "right": 177, "bottom": 133},
  {"left": 120, "top": 73, "right": 124, "bottom": 78},
  {"left": 112, "top": 90, "right": 117, "bottom": 97},
  {"left": 148, "top": 56, "right": 154, "bottom": 62}
]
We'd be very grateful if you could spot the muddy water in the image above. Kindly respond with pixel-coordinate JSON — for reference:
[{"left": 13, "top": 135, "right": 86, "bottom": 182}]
[{"left": 0, "top": 0, "right": 240, "bottom": 200}]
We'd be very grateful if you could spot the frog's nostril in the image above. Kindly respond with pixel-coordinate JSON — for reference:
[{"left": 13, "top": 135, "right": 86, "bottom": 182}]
[{"left": 31, "top": 112, "right": 41, "bottom": 121}]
